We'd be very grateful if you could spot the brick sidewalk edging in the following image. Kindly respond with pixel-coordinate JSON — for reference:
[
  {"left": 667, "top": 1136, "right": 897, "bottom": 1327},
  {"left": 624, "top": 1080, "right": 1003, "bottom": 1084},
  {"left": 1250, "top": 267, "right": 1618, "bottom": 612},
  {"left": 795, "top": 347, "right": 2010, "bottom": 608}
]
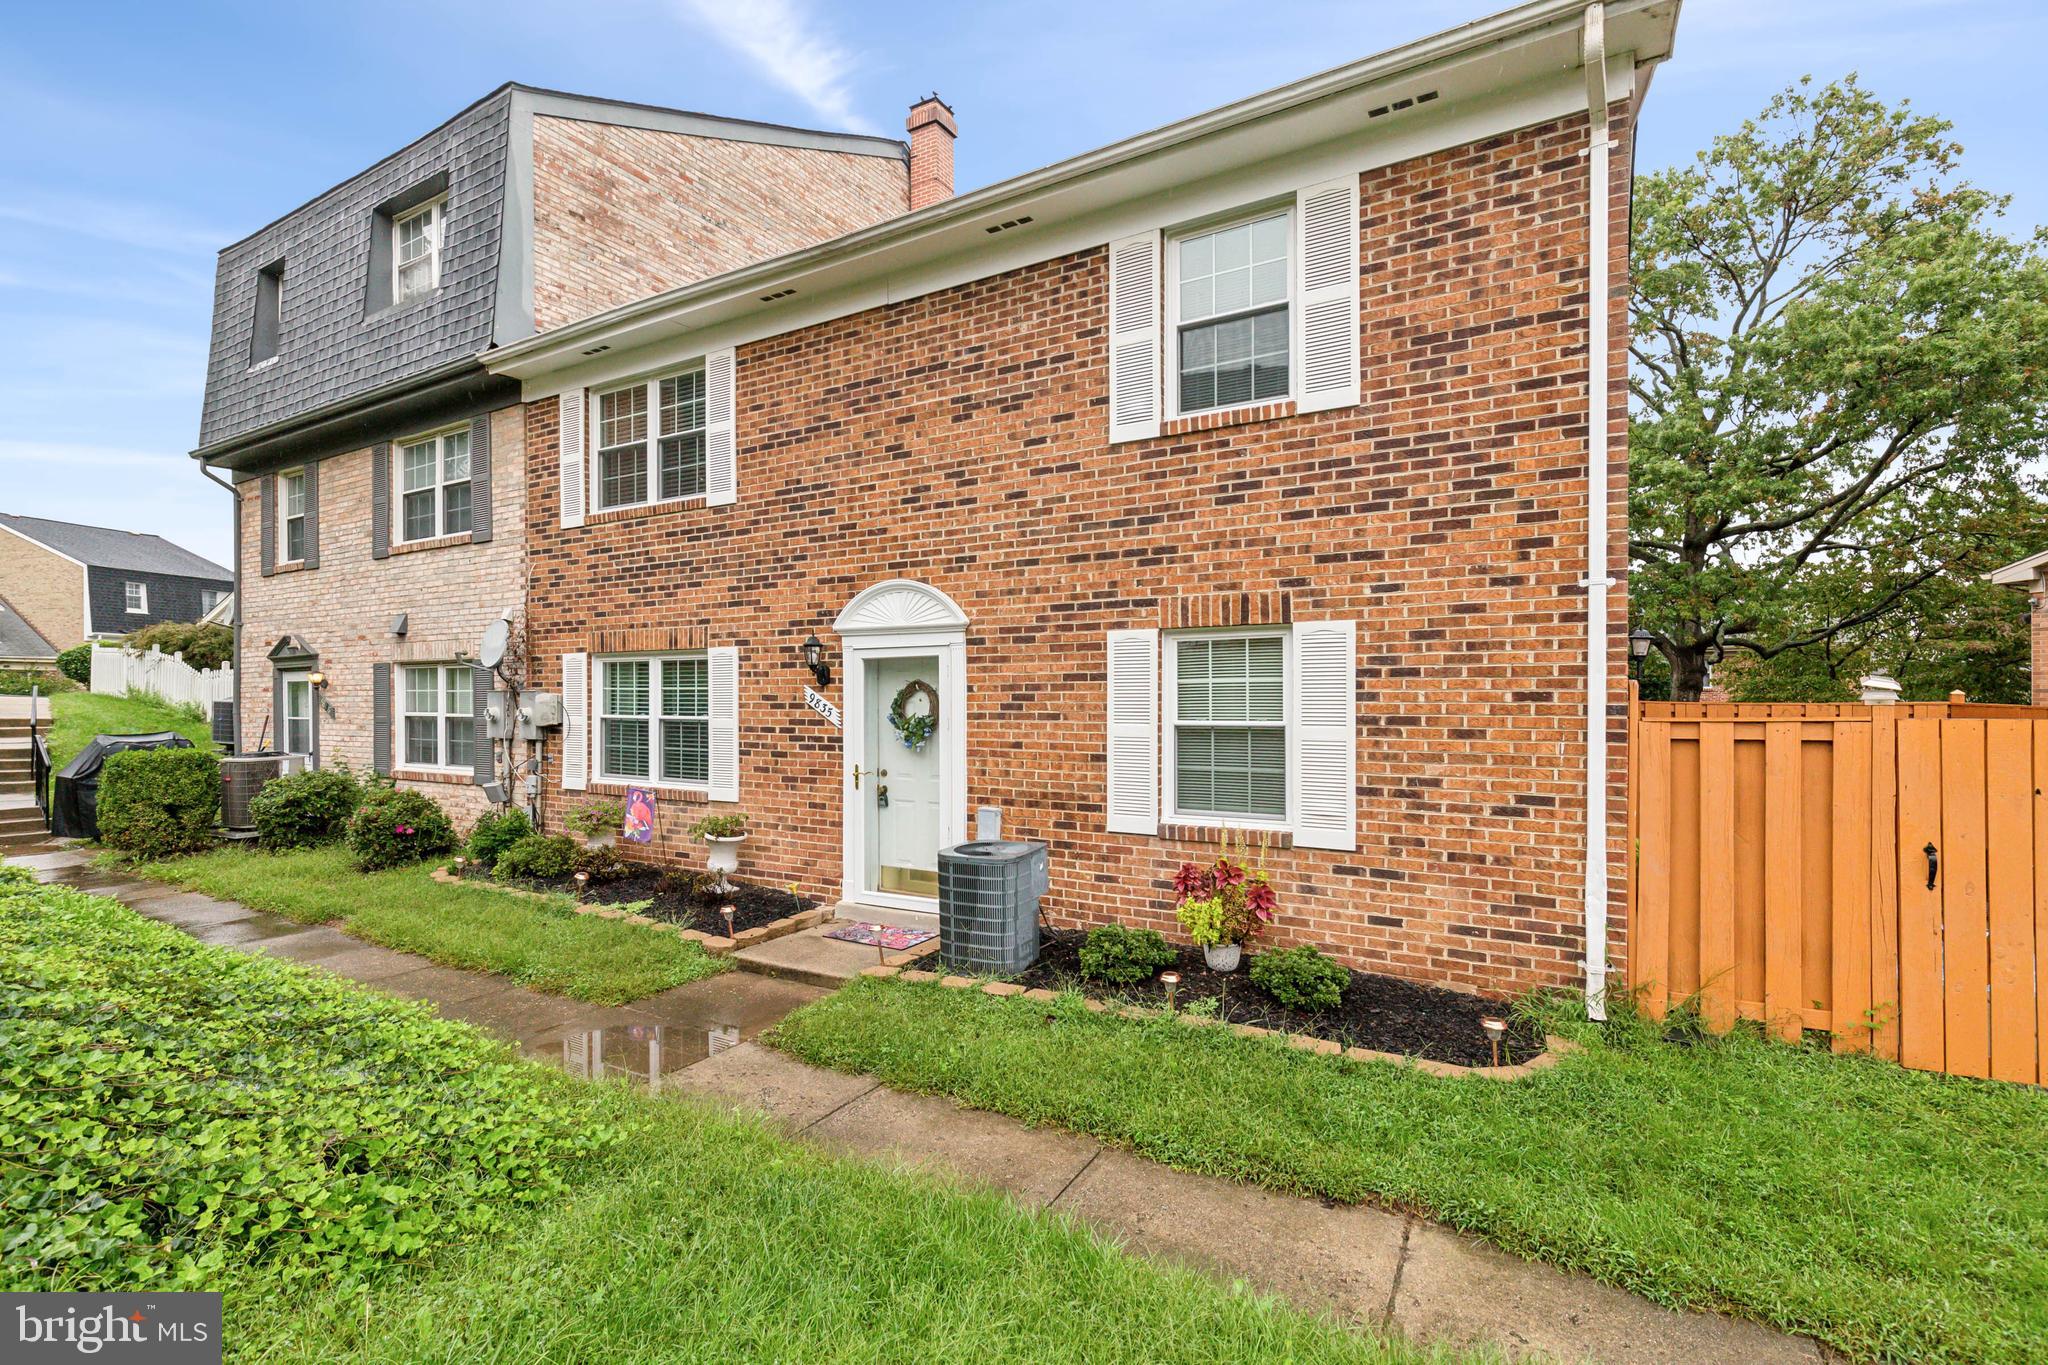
[
  {"left": 429, "top": 864, "right": 834, "bottom": 956},
  {"left": 860, "top": 964, "right": 1578, "bottom": 1080}
]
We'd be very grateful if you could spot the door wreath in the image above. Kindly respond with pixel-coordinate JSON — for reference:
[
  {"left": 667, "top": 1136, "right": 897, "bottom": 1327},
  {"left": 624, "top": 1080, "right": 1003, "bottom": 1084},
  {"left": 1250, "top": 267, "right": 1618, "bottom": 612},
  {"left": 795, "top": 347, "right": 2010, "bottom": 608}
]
[{"left": 888, "top": 679, "right": 939, "bottom": 751}]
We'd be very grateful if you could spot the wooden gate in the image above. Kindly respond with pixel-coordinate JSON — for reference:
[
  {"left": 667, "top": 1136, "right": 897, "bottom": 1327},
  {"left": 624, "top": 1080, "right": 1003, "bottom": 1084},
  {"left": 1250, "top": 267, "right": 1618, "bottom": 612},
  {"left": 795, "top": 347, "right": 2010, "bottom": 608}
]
[{"left": 1630, "top": 700, "right": 2048, "bottom": 1083}]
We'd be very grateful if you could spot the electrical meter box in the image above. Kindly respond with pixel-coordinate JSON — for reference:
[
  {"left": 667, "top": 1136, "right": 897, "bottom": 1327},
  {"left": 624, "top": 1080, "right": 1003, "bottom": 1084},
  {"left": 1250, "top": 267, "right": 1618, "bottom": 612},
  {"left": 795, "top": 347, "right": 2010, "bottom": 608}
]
[
  {"left": 486, "top": 691, "right": 513, "bottom": 740},
  {"left": 518, "top": 692, "right": 563, "bottom": 740}
]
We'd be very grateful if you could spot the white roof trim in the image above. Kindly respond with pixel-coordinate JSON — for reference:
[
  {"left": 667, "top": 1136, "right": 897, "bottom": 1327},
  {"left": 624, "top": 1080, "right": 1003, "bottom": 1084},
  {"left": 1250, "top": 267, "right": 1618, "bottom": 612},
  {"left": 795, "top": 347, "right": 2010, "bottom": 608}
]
[{"left": 1986, "top": 548, "right": 2048, "bottom": 587}]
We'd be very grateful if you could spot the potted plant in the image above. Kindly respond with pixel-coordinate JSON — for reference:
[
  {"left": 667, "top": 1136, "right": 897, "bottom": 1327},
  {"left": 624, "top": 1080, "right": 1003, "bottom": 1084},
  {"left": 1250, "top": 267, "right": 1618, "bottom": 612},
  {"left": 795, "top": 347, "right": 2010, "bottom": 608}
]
[
  {"left": 1173, "top": 852, "right": 1276, "bottom": 972},
  {"left": 563, "top": 798, "right": 625, "bottom": 848},
  {"left": 691, "top": 812, "right": 749, "bottom": 893}
]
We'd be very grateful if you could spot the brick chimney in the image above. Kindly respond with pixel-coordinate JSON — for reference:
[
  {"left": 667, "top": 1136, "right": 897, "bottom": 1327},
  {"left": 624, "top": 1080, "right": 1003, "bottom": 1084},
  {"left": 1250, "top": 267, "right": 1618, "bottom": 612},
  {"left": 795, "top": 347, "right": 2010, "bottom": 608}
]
[{"left": 907, "top": 94, "right": 956, "bottom": 211}]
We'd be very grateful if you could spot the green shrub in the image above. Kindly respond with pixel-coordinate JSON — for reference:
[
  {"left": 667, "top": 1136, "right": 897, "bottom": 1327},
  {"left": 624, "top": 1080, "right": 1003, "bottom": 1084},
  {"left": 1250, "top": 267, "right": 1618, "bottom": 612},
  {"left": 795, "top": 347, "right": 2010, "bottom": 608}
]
[
  {"left": 119, "top": 620, "right": 233, "bottom": 671},
  {"left": 0, "top": 668, "right": 77, "bottom": 696},
  {"left": 1078, "top": 924, "right": 1177, "bottom": 985},
  {"left": 1249, "top": 945, "right": 1349, "bottom": 1012},
  {"left": 495, "top": 833, "right": 577, "bottom": 881},
  {"left": 55, "top": 643, "right": 94, "bottom": 685},
  {"left": 466, "top": 808, "right": 534, "bottom": 867},
  {"left": 98, "top": 746, "right": 219, "bottom": 859},
  {"left": 0, "top": 878, "right": 616, "bottom": 1290},
  {"left": 573, "top": 842, "right": 631, "bottom": 883},
  {"left": 249, "top": 768, "right": 363, "bottom": 850},
  {"left": 690, "top": 811, "right": 748, "bottom": 839},
  {"left": 562, "top": 799, "right": 624, "bottom": 842},
  {"left": 347, "top": 788, "right": 456, "bottom": 870},
  {"left": 0, "top": 864, "right": 34, "bottom": 888}
]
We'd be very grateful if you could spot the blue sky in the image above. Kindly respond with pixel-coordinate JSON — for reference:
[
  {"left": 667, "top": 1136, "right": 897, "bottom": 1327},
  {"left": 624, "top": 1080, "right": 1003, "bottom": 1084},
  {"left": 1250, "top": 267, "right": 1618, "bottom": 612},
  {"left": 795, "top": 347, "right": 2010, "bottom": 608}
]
[{"left": 1, "top": 0, "right": 2040, "bottom": 569}]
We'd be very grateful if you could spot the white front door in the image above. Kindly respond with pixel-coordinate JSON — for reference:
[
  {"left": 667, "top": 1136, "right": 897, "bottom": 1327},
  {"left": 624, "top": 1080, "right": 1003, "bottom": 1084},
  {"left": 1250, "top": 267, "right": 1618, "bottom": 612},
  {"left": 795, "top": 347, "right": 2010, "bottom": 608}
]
[{"left": 862, "top": 655, "right": 943, "bottom": 900}]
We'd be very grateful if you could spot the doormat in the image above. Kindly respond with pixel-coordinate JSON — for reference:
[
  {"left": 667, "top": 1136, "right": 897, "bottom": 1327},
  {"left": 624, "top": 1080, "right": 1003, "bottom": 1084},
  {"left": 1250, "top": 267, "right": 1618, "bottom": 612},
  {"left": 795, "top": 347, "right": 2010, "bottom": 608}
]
[{"left": 823, "top": 923, "right": 937, "bottom": 951}]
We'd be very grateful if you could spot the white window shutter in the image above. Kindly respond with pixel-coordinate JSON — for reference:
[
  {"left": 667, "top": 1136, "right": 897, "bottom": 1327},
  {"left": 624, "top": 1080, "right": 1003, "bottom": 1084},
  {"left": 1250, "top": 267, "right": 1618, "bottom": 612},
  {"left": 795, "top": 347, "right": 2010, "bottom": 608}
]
[
  {"left": 705, "top": 348, "right": 737, "bottom": 507},
  {"left": 1104, "top": 628, "right": 1159, "bottom": 833},
  {"left": 708, "top": 645, "right": 740, "bottom": 801},
  {"left": 1295, "top": 176, "right": 1360, "bottom": 414},
  {"left": 1107, "top": 232, "right": 1161, "bottom": 443},
  {"left": 561, "top": 652, "right": 589, "bottom": 791},
  {"left": 1292, "top": 620, "right": 1356, "bottom": 850},
  {"left": 558, "top": 389, "right": 586, "bottom": 528}
]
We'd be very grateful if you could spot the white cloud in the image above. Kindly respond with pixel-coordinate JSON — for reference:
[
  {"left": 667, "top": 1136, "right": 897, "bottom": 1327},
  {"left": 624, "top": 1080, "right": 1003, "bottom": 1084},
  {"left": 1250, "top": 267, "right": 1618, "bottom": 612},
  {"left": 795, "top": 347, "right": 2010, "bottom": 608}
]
[{"left": 669, "top": 0, "right": 875, "bottom": 133}]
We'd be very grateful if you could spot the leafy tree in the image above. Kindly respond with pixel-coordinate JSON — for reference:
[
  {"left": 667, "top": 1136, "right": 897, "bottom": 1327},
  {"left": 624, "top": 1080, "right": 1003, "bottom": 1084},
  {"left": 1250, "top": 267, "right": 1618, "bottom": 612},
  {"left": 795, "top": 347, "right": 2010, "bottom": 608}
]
[{"left": 1630, "top": 76, "right": 2048, "bottom": 699}]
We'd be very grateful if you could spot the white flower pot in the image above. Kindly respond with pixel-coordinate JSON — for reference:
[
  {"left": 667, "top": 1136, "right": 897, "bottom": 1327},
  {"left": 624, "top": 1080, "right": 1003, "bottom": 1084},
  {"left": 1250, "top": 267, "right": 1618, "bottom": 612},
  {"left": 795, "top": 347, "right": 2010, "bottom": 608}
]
[
  {"left": 1203, "top": 943, "right": 1242, "bottom": 972},
  {"left": 704, "top": 834, "right": 746, "bottom": 876},
  {"left": 587, "top": 832, "right": 618, "bottom": 849}
]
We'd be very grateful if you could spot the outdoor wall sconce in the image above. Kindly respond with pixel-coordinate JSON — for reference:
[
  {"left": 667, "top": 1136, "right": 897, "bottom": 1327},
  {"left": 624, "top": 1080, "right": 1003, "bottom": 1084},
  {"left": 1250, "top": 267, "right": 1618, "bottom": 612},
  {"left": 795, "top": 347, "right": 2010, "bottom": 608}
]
[
  {"left": 1627, "top": 629, "right": 1654, "bottom": 680},
  {"left": 307, "top": 670, "right": 330, "bottom": 690},
  {"left": 799, "top": 633, "right": 832, "bottom": 687}
]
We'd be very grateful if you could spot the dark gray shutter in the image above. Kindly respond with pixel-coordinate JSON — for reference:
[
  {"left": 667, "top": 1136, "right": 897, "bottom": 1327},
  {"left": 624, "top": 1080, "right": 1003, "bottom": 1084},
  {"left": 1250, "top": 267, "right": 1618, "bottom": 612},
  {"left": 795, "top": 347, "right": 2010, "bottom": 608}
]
[
  {"left": 370, "top": 443, "right": 391, "bottom": 560},
  {"left": 308, "top": 675, "right": 321, "bottom": 771},
  {"left": 259, "top": 475, "right": 276, "bottom": 577},
  {"left": 472, "top": 665, "right": 493, "bottom": 785},
  {"left": 371, "top": 662, "right": 392, "bottom": 776},
  {"left": 469, "top": 415, "right": 493, "bottom": 544},
  {"left": 301, "top": 461, "right": 320, "bottom": 569},
  {"left": 270, "top": 668, "right": 283, "bottom": 752}
]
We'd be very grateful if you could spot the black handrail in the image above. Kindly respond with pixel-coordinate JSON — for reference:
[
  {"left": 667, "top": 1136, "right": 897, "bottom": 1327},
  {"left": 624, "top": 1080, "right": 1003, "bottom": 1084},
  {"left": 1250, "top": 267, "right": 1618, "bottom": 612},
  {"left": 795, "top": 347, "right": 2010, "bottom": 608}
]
[{"left": 28, "top": 684, "right": 52, "bottom": 831}]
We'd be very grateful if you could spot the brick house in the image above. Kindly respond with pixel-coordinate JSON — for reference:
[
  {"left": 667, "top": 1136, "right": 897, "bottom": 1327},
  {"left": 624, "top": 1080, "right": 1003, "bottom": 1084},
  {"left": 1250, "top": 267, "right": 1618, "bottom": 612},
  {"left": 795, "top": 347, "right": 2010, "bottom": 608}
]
[
  {"left": 0, "top": 514, "right": 232, "bottom": 649},
  {"left": 193, "top": 85, "right": 911, "bottom": 820},
  {"left": 480, "top": 0, "right": 1680, "bottom": 1006},
  {"left": 1988, "top": 549, "right": 2048, "bottom": 705}
]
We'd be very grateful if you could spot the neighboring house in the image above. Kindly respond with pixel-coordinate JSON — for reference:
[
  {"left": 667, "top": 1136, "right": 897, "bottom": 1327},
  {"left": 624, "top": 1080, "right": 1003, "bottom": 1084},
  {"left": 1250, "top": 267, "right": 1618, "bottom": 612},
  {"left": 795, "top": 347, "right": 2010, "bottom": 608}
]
[
  {"left": 478, "top": 0, "right": 1678, "bottom": 1004},
  {"left": 0, "top": 595, "right": 56, "bottom": 668},
  {"left": 0, "top": 514, "right": 233, "bottom": 648},
  {"left": 1988, "top": 549, "right": 2048, "bottom": 705},
  {"left": 194, "top": 83, "right": 916, "bottom": 817}
]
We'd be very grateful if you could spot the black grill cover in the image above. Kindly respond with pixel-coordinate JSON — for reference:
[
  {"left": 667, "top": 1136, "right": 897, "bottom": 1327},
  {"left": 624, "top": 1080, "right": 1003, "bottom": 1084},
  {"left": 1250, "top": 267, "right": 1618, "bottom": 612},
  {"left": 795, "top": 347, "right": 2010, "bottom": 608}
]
[{"left": 52, "top": 732, "right": 194, "bottom": 840}]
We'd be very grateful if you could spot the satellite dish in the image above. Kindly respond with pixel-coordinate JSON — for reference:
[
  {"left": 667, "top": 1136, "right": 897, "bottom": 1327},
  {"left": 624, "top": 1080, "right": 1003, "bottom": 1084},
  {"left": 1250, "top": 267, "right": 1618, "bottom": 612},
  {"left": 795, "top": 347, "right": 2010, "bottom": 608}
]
[{"left": 479, "top": 618, "right": 510, "bottom": 671}]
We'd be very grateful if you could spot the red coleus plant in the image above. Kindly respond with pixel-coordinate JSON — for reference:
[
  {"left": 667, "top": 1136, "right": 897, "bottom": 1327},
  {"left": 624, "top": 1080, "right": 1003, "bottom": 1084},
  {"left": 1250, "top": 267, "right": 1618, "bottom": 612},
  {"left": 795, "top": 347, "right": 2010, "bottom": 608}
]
[{"left": 1171, "top": 855, "right": 1276, "bottom": 947}]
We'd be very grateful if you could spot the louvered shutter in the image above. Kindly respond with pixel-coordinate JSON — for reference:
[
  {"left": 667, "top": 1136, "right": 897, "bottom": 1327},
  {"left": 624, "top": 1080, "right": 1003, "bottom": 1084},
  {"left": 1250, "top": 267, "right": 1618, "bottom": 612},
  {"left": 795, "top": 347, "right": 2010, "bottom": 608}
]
[
  {"left": 370, "top": 443, "right": 392, "bottom": 559},
  {"left": 469, "top": 414, "right": 493, "bottom": 543},
  {"left": 300, "top": 462, "right": 320, "bottom": 569},
  {"left": 707, "top": 646, "right": 740, "bottom": 801},
  {"left": 471, "top": 665, "right": 493, "bottom": 786},
  {"left": 705, "top": 349, "right": 737, "bottom": 508},
  {"left": 558, "top": 391, "right": 586, "bottom": 528},
  {"left": 1295, "top": 176, "right": 1361, "bottom": 413},
  {"left": 1104, "top": 628, "right": 1159, "bottom": 833},
  {"left": 259, "top": 475, "right": 276, "bottom": 576},
  {"left": 1107, "top": 232, "right": 1161, "bottom": 443},
  {"left": 370, "top": 662, "right": 392, "bottom": 777},
  {"left": 1291, "top": 619, "right": 1356, "bottom": 851},
  {"left": 561, "top": 652, "right": 589, "bottom": 791}
]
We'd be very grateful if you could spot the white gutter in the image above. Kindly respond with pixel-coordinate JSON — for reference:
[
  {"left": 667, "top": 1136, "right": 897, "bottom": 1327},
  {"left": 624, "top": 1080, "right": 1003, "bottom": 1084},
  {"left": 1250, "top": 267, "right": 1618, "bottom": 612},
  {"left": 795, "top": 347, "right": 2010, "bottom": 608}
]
[{"left": 1581, "top": 2, "right": 1613, "bottom": 1020}]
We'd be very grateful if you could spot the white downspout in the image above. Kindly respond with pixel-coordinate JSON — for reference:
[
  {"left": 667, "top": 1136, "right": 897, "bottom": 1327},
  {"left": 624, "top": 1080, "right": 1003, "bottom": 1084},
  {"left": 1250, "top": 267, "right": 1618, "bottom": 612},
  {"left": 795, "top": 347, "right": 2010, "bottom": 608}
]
[{"left": 1581, "top": 2, "right": 1613, "bottom": 1021}]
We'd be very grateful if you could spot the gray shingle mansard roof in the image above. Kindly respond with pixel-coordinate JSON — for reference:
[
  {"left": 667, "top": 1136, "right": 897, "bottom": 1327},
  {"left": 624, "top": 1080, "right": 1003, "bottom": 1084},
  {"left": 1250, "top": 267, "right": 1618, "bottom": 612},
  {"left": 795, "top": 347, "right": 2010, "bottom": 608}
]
[
  {"left": 0, "top": 514, "right": 232, "bottom": 581},
  {"left": 0, "top": 594, "right": 56, "bottom": 662}
]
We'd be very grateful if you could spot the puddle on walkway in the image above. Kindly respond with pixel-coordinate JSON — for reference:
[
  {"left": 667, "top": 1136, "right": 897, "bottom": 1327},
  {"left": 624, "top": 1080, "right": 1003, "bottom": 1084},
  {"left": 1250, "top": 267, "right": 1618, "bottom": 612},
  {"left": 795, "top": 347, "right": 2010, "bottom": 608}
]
[
  {"left": 538, "top": 1022, "right": 747, "bottom": 1089},
  {"left": 523, "top": 971, "right": 828, "bottom": 1088}
]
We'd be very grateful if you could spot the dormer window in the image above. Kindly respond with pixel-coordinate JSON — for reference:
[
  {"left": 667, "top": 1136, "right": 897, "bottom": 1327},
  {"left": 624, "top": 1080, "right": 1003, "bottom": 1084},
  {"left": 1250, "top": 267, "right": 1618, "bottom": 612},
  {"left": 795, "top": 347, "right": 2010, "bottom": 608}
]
[
  {"left": 250, "top": 260, "right": 284, "bottom": 367},
  {"left": 392, "top": 198, "right": 444, "bottom": 305}
]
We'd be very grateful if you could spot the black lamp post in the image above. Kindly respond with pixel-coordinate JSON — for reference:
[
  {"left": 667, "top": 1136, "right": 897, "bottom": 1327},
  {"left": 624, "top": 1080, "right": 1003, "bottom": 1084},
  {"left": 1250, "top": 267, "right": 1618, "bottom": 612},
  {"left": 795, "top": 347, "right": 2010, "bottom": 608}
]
[
  {"left": 1628, "top": 628, "right": 1654, "bottom": 680},
  {"left": 799, "top": 633, "right": 831, "bottom": 687}
]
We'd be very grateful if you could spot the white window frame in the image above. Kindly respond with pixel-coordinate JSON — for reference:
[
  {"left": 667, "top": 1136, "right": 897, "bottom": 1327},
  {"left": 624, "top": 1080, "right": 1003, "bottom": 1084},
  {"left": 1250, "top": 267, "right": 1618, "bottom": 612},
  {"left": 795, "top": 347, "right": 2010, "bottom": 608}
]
[
  {"left": 279, "top": 670, "right": 313, "bottom": 759},
  {"left": 200, "top": 588, "right": 226, "bottom": 614},
  {"left": 1164, "top": 203, "right": 1295, "bottom": 421},
  {"left": 391, "top": 197, "right": 445, "bottom": 306},
  {"left": 393, "top": 424, "right": 473, "bottom": 543},
  {"left": 595, "top": 653, "right": 711, "bottom": 790},
  {"left": 397, "top": 663, "right": 475, "bottom": 773},
  {"left": 123, "top": 581, "right": 148, "bottom": 614},
  {"left": 279, "top": 468, "right": 307, "bottom": 564},
  {"left": 1162, "top": 627, "right": 1294, "bottom": 831},
  {"left": 589, "top": 364, "right": 709, "bottom": 514}
]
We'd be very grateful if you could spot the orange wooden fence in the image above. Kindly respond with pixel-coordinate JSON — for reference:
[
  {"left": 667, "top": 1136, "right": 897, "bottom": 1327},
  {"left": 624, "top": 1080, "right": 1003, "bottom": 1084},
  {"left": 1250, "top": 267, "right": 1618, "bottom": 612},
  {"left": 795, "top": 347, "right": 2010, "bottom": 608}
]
[{"left": 1629, "top": 699, "right": 2048, "bottom": 1084}]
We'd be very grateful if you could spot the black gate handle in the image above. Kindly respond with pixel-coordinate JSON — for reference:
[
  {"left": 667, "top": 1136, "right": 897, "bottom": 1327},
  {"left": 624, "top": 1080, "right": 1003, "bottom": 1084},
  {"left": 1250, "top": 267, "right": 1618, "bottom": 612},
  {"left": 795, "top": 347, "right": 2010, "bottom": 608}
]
[{"left": 1924, "top": 842, "right": 1939, "bottom": 891}]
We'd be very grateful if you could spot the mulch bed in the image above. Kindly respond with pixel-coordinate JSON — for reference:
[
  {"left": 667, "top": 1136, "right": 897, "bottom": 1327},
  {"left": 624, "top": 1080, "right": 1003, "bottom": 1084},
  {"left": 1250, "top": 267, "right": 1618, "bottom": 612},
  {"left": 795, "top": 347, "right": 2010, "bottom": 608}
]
[
  {"left": 1005, "top": 931, "right": 1544, "bottom": 1067},
  {"left": 457, "top": 862, "right": 817, "bottom": 937}
]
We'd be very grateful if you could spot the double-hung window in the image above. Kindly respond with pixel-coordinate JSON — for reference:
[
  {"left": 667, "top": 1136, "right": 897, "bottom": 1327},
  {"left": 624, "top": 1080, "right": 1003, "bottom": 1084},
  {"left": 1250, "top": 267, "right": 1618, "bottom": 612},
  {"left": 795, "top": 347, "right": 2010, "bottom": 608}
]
[
  {"left": 398, "top": 427, "right": 472, "bottom": 541},
  {"left": 124, "top": 581, "right": 148, "bottom": 614},
  {"left": 392, "top": 198, "right": 443, "bottom": 305},
  {"left": 1168, "top": 632, "right": 1289, "bottom": 823},
  {"left": 598, "top": 655, "right": 709, "bottom": 785},
  {"left": 280, "top": 469, "right": 307, "bottom": 562},
  {"left": 401, "top": 664, "right": 474, "bottom": 770},
  {"left": 1172, "top": 210, "right": 1291, "bottom": 415},
  {"left": 594, "top": 368, "right": 707, "bottom": 513}
]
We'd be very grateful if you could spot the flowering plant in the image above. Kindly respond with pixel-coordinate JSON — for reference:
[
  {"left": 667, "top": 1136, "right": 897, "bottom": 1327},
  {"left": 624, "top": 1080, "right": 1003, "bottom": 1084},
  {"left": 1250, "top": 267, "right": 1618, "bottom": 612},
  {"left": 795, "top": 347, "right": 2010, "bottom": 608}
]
[
  {"left": 1172, "top": 855, "right": 1275, "bottom": 947},
  {"left": 394, "top": 824, "right": 416, "bottom": 837}
]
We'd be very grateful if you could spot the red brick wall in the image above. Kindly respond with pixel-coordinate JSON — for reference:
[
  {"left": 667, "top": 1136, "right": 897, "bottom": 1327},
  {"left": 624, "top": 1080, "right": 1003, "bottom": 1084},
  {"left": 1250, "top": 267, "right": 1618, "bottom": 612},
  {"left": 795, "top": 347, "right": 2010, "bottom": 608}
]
[
  {"left": 523, "top": 108, "right": 1634, "bottom": 999},
  {"left": 531, "top": 118, "right": 908, "bottom": 332}
]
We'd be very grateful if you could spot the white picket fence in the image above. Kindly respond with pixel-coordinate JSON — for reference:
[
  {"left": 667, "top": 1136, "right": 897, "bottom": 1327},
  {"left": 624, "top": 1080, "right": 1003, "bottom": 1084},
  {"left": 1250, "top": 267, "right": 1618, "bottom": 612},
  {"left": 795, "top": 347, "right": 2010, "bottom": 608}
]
[{"left": 90, "top": 646, "right": 234, "bottom": 712}]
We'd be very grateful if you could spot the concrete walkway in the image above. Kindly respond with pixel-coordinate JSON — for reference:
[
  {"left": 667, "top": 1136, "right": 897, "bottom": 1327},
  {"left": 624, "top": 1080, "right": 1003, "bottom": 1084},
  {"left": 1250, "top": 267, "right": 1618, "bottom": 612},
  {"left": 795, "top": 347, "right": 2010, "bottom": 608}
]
[{"left": 8, "top": 844, "right": 1829, "bottom": 1364}]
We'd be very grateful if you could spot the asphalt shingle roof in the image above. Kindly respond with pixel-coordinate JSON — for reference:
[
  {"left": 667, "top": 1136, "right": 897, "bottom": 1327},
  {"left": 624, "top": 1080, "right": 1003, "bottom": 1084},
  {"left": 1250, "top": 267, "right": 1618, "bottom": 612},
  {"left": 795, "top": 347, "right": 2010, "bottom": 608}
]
[
  {"left": 0, "top": 514, "right": 231, "bottom": 580},
  {"left": 0, "top": 594, "right": 56, "bottom": 662}
]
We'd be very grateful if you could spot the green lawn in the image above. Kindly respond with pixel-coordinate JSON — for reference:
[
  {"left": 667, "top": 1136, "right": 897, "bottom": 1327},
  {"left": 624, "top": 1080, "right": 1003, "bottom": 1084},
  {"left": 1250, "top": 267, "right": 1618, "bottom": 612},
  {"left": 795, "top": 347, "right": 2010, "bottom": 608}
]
[
  {"left": 45, "top": 689, "right": 216, "bottom": 771},
  {"left": 122, "top": 845, "right": 725, "bottom": 1004},
  {"left": 771, "top": 977, "right": 2048, "bottom": 1365},
  {"left": 4, "top": 873, "right": 1455, "bottom": 1365}
]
